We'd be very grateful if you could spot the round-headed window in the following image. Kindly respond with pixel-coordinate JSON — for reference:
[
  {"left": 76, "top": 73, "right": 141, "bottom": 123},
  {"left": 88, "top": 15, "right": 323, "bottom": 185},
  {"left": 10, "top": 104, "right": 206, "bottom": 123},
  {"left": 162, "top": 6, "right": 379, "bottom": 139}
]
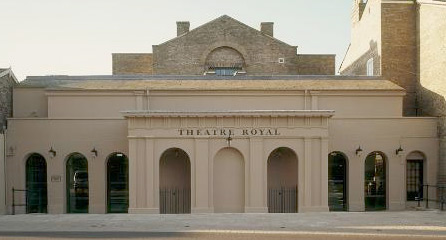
[{"left": 205, "top": 47, "right": 245, "bottom": 75}]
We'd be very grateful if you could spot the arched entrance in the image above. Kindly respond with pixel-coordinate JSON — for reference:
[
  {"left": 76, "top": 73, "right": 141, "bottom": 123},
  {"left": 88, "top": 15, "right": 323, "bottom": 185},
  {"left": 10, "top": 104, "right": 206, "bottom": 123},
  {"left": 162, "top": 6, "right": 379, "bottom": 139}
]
[
  {"left": 159, "top": 148, "right": 191, "bottom": 214},
  {"left": 406, "top": 151, "right": 425, "bottom": 201},
  {"left": 267, "top": 147, "right": 298, "bottom": 213},
  {"left": 26, "top": 153, "right": 47, "bottom": 213},
  {"left": 66, "top": 153, "right": 89, "bottom": 213},
  {"left": 213, "top": 147, "right": 245, "bottom": 213},
  {"left": 328, "top": 151, "right": 348, "bottom": 211},
  {"left": 107, "top": 152, "right": 129, "bottom": 213},
  {"left": 364, "top": 152, "right": 387, "bottom": 211}
]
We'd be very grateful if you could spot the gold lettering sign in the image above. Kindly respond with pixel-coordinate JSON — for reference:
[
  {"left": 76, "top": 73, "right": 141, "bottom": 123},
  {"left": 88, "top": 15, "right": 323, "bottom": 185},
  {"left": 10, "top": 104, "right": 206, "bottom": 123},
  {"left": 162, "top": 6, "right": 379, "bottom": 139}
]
[{"left": 178, "top": 128, "right": 280, "bottom": 136}]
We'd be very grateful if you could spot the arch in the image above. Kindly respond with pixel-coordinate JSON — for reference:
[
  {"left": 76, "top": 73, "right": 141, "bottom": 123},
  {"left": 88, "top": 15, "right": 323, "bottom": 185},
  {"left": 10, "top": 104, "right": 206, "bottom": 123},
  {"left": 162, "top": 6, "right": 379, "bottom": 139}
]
[
  {"left": 328, "top": 151, "right": 348, "bottom": 211},
  {"left": 107, "top": 152, "right": 129, "bottom": 213},
  {"left": 200, "top": 41, "right": 250, "bottom": 66},
  {"left": 364, "top": 151, "right": 387, "bottom": 211},
  {"left": 159, "top": 148, "right": 191, "bottom": 214},
  {"left": 66, "top": 153, "right": 89, "bottom": 213},
  {"left": 205, "top": 46, "right": 245, "bottom": 66},
  {"left": 406, "top": 151, "right": 426, "bottom": 201},
  {"left": 25, "top": 153, "right": 47, "bottom": 213},
  {"left": 213, "top": 147, "right": 245, "bottom": 213},
  {"left": 267, "top": 147, "right": 298, "bottom": 213}
]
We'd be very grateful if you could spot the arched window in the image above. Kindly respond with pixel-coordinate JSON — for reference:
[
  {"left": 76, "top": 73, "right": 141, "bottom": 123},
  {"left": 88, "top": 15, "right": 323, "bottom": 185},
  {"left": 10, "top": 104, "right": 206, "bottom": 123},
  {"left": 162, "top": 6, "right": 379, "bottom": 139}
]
[
  {"left": 107, "top": 152, "right": 129, "bottom": 213},
  {"left": 26, "top": 153, "right": 47, "bottom": 213},
  {"left": 328, "top": 151, "right": 348, "bottom": 211},
  {"left": 205, "top": 47, "right": 245, "bottom": 76},
  {"left": 364, "top": 152, "right": 387, "bottom": 211},
  {"left": 406, "top": 151, "right": 425, "bottom": 201},
  {"left": 66, "top": 153, "right": 88, "bottom": 213}
]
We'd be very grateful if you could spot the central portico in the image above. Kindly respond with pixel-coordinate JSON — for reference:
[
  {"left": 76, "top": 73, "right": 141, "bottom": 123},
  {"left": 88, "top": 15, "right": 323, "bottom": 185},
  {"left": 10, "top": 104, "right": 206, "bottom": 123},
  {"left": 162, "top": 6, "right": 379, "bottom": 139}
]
[{"left": 124, "top": 110, "right": 333, "bottom": 214}]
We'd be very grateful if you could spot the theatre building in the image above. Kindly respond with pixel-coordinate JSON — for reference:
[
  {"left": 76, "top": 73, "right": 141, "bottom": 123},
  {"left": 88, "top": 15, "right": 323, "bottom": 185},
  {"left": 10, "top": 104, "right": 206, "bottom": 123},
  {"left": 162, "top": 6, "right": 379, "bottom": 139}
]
[{"left": 4, "top": 15, "right": 439, "bottom": 214}]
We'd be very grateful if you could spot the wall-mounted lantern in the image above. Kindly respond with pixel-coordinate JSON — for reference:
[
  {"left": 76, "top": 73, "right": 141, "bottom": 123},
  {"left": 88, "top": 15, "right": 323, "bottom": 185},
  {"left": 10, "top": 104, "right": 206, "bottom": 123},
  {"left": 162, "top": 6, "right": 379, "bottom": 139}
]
[
  {"left": 49, "top": 147, "right": 57, "bottom": 158},
  {"left": 91, "top": 147, "right": 98, "bottom": 158},
  {"left": 226, "top": 132, "right": 233, "bottom": 147},
  {"left": 395, "top": 146, "right": 404, "bottom": 157},
  {"left": 355, "top": 145, "right": 363, "bottom": 157}
]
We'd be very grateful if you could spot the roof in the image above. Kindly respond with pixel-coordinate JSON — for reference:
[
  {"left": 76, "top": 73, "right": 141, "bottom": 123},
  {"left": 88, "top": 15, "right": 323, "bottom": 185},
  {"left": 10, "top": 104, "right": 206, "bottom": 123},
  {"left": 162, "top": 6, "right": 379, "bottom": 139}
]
[
  {"left": 18, "top": 75, "right": 404, "bottom": 91},
  {"left": 0, "top": 68, "right": 19, "bottom": 83}
]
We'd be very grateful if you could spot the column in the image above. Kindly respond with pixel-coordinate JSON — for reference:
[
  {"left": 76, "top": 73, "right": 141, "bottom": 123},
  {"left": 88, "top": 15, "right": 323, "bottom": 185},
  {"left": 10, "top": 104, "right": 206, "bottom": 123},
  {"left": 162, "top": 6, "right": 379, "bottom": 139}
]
[
  {"left": 246, "top": 137, "right": 268, "bottom": 213},
  {"left": 145, "top": 138, "right": 157, "bottom": 213},
  {"left": 389, "top": 153, "right": 406, "bottom": 210},
  {"left": 192, "top": 138, "right": 212, "bottom": 213},
  {"left": 302, "top": 138, "right": 312, "bottom": 211},
  {"left": 349, "top": 151, "right": 364, "bottom": 211},
  {"left": 128, "top": 137, "right": 158, "bottom": 213},
  {"left": 128, "top": 138, "right": 137, "bottom": 212},
  {"left": 89, "top": 155, "right": 106, "bottom": 213},
  {"left": 320, "top": 138, "right": 329, "bottom": 211}
]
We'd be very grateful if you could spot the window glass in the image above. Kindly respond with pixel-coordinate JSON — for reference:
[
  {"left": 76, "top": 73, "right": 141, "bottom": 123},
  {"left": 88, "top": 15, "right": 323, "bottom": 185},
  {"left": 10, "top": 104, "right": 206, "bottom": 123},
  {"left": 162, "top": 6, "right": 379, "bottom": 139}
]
[
  {"left": 107, "top": 153, "right": 129, "bottom": 213},
  {"left": 66, "top": 153, "right": 88, "bottom": 213},
  {"left": 365, "top": 152, "right": 386, "bottom": 211},
  {"left": 407, "top": 160, "right": 423, "bottom": 201},
  {"left": 214, "top": 67, "right": 240, "bottom": 76},
  {"left": 328, "top": 152, "right": 347, "bottom": 211},
  {"left": 366, "top": 58, "right": 374, "bottom": 76},
  {"left": 26, "top": 154, "right": 47, "bottom": 213}
]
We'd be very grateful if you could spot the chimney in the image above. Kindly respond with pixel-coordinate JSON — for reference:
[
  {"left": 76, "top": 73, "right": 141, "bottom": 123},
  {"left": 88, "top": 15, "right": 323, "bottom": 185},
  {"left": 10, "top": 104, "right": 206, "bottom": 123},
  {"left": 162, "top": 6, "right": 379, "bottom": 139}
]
[
  {"left": 261, "top": 22, "right": 274, "bottom": 37},
  {"left": 177, "top": 21, "right": 190, "bottom": 36},
  {"left": 358, "top": 0, "right": 367, "bottom": 20}
]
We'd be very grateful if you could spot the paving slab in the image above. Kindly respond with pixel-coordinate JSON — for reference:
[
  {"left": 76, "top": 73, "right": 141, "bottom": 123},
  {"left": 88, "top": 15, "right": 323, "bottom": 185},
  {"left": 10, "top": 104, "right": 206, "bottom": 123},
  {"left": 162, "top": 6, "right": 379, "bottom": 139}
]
[{"left": 0, "top": 211, "right": 444, "bottom": 238}]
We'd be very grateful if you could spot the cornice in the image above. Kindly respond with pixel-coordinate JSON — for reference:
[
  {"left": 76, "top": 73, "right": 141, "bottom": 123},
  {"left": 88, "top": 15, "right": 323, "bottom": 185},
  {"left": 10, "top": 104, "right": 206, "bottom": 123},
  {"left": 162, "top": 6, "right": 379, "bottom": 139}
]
[{"left": 122, "top": 110, "right": 335, "bottom": 118}]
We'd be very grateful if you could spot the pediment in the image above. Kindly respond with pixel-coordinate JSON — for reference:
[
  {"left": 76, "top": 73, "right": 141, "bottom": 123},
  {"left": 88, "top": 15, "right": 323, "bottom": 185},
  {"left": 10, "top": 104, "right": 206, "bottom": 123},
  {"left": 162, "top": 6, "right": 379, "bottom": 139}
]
[{"left": 156, "top": 15, "right": 293, "bottom": 48}]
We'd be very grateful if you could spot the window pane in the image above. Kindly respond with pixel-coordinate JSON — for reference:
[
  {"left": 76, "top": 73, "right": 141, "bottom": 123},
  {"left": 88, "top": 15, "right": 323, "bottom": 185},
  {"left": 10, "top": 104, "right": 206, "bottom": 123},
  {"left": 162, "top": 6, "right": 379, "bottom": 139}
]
[
  {"left": 26, "top": 154, "right": 47, "bottom": 213},
  {"left": 107, "top": 153, "right": 129, "bottom": 213},
  {"left": 365, "top": 152, "right": 386, "bottom": 211},
  {"left": 328, "top": 152, "right": 347, "bottom": 211},
  {"left": 66, "top": 153, "right": 89, "bottom": 213},
  {"left": 407, "top": 160, "right": 423, "bottom": 201}
]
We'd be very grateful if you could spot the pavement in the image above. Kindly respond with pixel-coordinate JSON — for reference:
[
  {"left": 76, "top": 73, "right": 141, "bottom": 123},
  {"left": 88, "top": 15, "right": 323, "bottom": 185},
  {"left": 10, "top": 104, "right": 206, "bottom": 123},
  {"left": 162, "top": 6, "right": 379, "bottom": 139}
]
[{"left": 0, "top": 211, "right": 445, "bottom": 239}]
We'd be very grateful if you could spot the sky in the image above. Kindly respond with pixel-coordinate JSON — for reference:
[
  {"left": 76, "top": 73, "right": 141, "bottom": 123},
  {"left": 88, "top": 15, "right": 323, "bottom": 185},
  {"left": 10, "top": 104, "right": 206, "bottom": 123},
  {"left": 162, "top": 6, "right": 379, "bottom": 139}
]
[{"left": 0, "top": 0, "right": 352, "bottom": 81}]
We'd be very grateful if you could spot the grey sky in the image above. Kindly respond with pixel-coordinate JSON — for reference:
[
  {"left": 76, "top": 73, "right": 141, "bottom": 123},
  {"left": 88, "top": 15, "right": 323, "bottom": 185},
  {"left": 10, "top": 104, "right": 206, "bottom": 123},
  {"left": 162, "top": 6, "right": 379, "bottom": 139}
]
[{"left": 0, "top": 0, "right": 352, "bottom": 81}]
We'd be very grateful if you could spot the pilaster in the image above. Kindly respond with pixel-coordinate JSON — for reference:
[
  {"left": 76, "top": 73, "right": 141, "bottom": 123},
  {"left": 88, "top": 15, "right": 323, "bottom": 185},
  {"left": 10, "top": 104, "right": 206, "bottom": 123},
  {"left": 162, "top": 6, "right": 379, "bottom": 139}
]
[{"left": 192, "top": 138, "right": 212, "bottom": 213}]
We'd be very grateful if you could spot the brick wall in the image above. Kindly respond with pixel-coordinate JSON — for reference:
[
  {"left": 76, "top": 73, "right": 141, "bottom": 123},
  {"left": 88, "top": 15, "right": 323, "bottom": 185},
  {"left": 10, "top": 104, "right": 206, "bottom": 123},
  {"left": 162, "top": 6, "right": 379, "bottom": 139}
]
[
  {"left": 340, "top": 41, "right": 380, "bottom": 76},
  {"left": 340, "top": 0, "right": 382, "bottom": 76},
  {"left": 152, "top": 16, "right": 300, "bottom": 75},
  {"left": 112, "top": 53, "right": 153, "bottom": 75},
  {"left": 112, "top": 16, "right": 335, "bottom": 76},
  {"left": 381, "top": 2, "right": 418, "bottom": 116},
  {"left": 296, "top": 55, "right": 335, "bottom": 75},
  {"left": 0, "top": 71, "right": 16, "bottom": 129},
  {"left": 418, "top": 2, "right": 446, "bottom": 184}
]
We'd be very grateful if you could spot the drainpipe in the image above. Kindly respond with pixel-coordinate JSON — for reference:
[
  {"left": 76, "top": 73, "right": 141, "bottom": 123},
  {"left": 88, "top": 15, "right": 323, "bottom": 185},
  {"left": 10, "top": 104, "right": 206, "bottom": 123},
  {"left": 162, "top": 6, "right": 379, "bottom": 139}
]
[
  {"left": 2, "top": 126, "right": 6, "bottom": 215},
  {"left": 304, "top": 90, "right": 308, "bottom": 110}
]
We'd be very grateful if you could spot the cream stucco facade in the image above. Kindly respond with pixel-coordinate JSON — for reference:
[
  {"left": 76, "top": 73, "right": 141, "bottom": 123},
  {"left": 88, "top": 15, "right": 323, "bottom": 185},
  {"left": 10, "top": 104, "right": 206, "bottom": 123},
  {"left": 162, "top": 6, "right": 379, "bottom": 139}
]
[
  {"left": 4, "top": 77, "right": 439, "bottom": 214},
  {"left": 2, "top": 15, "right": 441, "bottom": 214}
]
